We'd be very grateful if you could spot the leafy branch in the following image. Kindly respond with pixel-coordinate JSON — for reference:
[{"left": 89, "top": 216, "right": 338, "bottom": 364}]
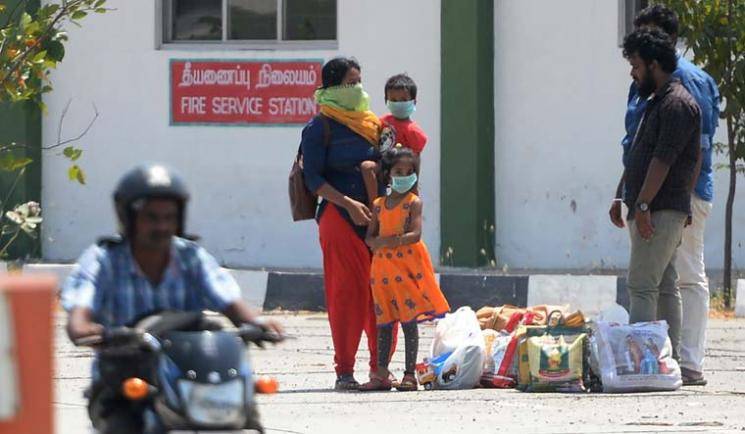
[
  {"left": 1, "top": 0, "right": 110, "bottom": 106},
  {"left": 0, "top": 0, "right": 108, "bottom": 260}
]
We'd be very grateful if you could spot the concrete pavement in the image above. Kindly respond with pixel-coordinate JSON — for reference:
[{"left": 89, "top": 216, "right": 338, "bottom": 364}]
[{"left": 55, "top": 313, "right": 745, "bottom": 434}]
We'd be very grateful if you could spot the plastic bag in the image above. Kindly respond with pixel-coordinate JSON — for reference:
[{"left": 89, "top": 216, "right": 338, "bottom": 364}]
[
  {"left": 517, "top": 310, "right": 589, "bottom": 391},
  {"left": 595, "top": 304, "right": 630, "bottom": 324},
  {"left": 429, "top": 307, "right": 485, "bottom": 390},
  {"left": 480, "top": 329, "right": 517, "bottom": 388},
  {"left": 525, "top": 332, "right": 586, "bottom": 392},
  {"left": 431, "top": 306, "right": 483, "bottom": 356},
  {"left": 590, "top": 320, "right": 681, "bottom": 393}
]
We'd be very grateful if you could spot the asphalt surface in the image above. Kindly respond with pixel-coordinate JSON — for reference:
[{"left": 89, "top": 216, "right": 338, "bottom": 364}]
[{"left": 55, "top": 313, "right": 745, "bottom": 434}]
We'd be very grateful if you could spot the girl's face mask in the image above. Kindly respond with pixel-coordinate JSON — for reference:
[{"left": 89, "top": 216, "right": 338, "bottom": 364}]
[{"left": 391, "top": 173, "right": 418, "bottom": 194}]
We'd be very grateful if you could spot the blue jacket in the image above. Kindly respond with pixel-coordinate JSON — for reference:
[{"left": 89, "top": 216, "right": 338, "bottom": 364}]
[
  {"left": 300, "top": 115, "right": 383, "bottom": 238},
  {"left": 622, "top": 55, "right": 720, "bottom": 201}
]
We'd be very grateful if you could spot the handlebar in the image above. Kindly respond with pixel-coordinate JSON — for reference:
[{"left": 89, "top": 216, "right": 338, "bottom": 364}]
[
  {"left": 235, "top": 323, "right": 286, "bottom": 346},
  {"left": 74, "top": 324, "right": 287, "bottom": 349},
  {"left": 73, "top": 327, "right": 148, "bottom": 348}
]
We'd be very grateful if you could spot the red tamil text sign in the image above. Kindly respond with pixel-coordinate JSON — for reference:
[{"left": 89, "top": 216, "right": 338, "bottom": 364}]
[{"left": 171, "top": 60, "right": 322, "bottom": 125}]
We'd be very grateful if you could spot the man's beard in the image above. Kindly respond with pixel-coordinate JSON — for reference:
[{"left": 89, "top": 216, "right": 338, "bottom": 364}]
[{"left": 637, "top": 68, "right": 656, "bottom": 98}]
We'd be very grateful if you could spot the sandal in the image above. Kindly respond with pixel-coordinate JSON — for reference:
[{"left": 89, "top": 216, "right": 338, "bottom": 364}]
[
  {"left": 334, "top": 374, "right": 360, "bottom": 392},
  {"left": 396, "top": 372, "right": 418, "bottom": 392},
  {"left": 358, "top": 376, "right": 392, "bottom": 392},
  {"left": 389, "top": 372, "right": 401, "bottom": 389}
]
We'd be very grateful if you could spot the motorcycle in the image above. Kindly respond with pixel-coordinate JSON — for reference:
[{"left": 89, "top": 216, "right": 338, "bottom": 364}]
[{"left": 74, "top": 310, "right": 283, "bottom": 434}]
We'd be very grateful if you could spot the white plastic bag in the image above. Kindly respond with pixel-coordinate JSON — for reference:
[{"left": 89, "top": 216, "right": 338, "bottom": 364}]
[
  {"left": 590, "top": 320, "right": 681, "bottom": 393},
  {"left": 596, "top": 304, "right": 630, "bottom": 325},
  {"left": 430, "top": 307, "right": 485, "bottom": 390}
]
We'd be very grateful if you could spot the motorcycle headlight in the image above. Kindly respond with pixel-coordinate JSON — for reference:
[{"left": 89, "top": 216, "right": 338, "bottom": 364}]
[{"left": 177, "top": 379, "right": 245, "bottom": 426}]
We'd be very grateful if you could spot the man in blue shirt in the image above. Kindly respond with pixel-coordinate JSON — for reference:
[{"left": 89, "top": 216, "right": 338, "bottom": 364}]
[
  {"left": 61, "top": 163, "right": 281, "bottom": 433},
  {"left": 610, "top": 5, "right": 720, "bottom": 386}
]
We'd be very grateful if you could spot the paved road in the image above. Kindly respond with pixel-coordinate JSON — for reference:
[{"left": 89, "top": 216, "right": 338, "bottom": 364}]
[{"left": 55, "top": 314, "right": 745, "bottom": 434}]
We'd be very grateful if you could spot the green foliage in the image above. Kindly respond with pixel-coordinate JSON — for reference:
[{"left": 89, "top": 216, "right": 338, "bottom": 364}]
[
  {"left": 1, "top": 0, "right": 108, "bottom": 106},
  {"left": 67, "top": 164, "right": 86, "bottom": 184},
  {"left": 63, "top": 146, "right": 82, "bottom": 161},
  {"left": 0, "top": 149, "right": 32, "bottom": 171},
  {"left": 659, "top": 0, "right": 744, "bottom": 305},
  {"left": 660, "top": 0, "right": 745, "bottom": 152},
  {"left": 0, "top": 0, "right": 108, "bottom": 258}
]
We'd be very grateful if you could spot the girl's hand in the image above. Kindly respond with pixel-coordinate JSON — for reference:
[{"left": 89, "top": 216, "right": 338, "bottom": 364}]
[
  {"left": 377, "top": 236, "right": 401, "bottom": 249},
  {"left": 366, "top": 237, "right": 381, "bottom": 251}
]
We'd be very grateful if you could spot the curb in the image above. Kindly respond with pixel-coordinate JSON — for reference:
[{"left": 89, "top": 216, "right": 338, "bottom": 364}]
[
  {"left": 15, "top": 264, "right": 744, "bottom": 317},
  {"left": 7, "top": 264, "right": 629, "bottom": 315},
  {"left": 265, "top": 271, "right": 628, "bottom": 316}
]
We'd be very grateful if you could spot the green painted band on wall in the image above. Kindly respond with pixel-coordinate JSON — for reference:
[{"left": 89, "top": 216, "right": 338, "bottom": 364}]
[{"left": 440, "top": 0, "right": 495, "bottom": 267}]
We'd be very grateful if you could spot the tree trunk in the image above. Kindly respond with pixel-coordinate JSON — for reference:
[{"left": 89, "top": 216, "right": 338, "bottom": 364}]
[{"left": 724, "top": 116, "right": 736, "bottom": 309}]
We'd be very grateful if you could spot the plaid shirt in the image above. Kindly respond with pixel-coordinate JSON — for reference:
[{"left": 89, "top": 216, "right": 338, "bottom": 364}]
[
  {"left": 61, "top": 237, "right": 241, "bottom": 327},
  {"left": 624, "top": 79, "right": 701, "bottom": 218}
]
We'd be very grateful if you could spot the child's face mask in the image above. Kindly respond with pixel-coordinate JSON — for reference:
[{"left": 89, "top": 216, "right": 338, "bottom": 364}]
[
  {"left": 391, "top": 173, "right": 418, "bottom": 194},
  {"left": 386, "top": 100, "right": 416, "bottom": 120}
]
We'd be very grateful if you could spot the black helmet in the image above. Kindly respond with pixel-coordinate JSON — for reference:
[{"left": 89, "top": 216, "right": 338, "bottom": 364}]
[{"left": 113, "top": 163, "right": 190, "bottom": 237}]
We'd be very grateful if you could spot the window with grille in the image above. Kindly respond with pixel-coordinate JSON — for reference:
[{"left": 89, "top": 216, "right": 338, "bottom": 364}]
[{"left": 161, "top": 0, "right": 337, "bottom": 48}]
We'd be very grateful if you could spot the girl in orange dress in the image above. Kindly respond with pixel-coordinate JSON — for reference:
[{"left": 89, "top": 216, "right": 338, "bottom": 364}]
[{"left": 359, "top": 146, "right": 450, "bottom": 392}]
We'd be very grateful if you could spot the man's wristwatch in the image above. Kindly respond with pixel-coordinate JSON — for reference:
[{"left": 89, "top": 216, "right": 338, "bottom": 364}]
[{"left": 636, "top": 201, "right": 650, "bottom": 213}]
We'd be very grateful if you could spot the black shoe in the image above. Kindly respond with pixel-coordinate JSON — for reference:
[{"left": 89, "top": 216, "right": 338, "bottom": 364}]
[
  {"left": 334, "top": 374, "right": 360, "bottom": 392},
  {"left": 681, "top": 367, "right": 708, "bottom": 386}
]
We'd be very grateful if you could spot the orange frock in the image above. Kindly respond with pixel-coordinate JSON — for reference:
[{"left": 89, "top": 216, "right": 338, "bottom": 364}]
[{"left": 370, "top": 193, "right": 450, "bottom": 326}]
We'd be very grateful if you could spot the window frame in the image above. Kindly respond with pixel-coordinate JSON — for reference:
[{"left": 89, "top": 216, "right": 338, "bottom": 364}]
[
  {"left": 618, "top": 0, "right": 649, "bottom": 47},
  {"left": 157, "top": 0, "right": 339, "bottom": 50}
]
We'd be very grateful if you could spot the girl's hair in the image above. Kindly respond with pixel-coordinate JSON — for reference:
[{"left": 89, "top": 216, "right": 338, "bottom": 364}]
[
  {"left": 381, "top": 146, "right": 420, "bottom": 184},
  {"left": 321, "top": 57, "right": 361, "bottom": 88}
]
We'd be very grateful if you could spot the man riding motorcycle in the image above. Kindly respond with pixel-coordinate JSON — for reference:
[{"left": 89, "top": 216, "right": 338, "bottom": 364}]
[{"left": 61, "top": 163, "right": 282, "bottom": 433}]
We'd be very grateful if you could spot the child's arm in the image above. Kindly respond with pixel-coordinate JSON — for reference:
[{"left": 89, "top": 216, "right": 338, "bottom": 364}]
[
  {"left": 378, "top": 197, "right": 423, "bottom": 248},
  {"left": 365, "top": 203, "right": 382, "bottom": 250},
  {"left": 360, "top": 160, "right": 379, "bottom": 208}
]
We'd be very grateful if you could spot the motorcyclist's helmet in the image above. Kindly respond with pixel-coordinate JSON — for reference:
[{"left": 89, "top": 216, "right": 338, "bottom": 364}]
[{"left": 113, "top": 163, "right": 190, "bottom": 237}]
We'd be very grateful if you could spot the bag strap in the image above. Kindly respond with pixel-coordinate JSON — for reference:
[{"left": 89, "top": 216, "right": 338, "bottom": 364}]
[{"left": 318, "top": 114, "right": 331, "bottom": 147}]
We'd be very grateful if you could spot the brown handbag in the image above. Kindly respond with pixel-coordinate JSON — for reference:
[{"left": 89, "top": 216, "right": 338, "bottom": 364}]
[{"left": 289, "top": 115, "right": 330, "bottom": 221}]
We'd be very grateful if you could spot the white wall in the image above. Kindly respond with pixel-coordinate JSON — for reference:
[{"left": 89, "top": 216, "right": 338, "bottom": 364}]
[
  {"left": 493, "top": 0, "right": 745, "bottom": 270},
  {"left": 41, "top": 0, "right": 441, "bottom": 268}
]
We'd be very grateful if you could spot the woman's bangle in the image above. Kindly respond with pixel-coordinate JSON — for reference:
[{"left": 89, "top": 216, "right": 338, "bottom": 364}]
[{"left": 612, "top": 198, "right": 623, "bottom": 203}]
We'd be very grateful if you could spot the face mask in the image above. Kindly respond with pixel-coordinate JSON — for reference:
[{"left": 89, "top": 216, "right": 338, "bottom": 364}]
[
  {"left": 386, "top": 100, "right": 416, "bottom": 120},
  {"left": 315, "top": 83, "right": 370, "bottom": 111},
  {"left": 391, "top": 173, "right": 418, "bottom": 194}
]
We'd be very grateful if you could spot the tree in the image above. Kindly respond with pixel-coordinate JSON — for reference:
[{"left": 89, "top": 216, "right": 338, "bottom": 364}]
[
  {"left": 660, "top": 0, "right": 745, "bottom": 308},
  {"left": 0, "top": 0, "right": 107, "bottom": 260}
]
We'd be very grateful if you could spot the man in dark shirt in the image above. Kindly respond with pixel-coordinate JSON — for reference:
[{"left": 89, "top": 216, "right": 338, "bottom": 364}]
[{"left": 614, "top": 28, "right": 702, "bottom": 359}]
